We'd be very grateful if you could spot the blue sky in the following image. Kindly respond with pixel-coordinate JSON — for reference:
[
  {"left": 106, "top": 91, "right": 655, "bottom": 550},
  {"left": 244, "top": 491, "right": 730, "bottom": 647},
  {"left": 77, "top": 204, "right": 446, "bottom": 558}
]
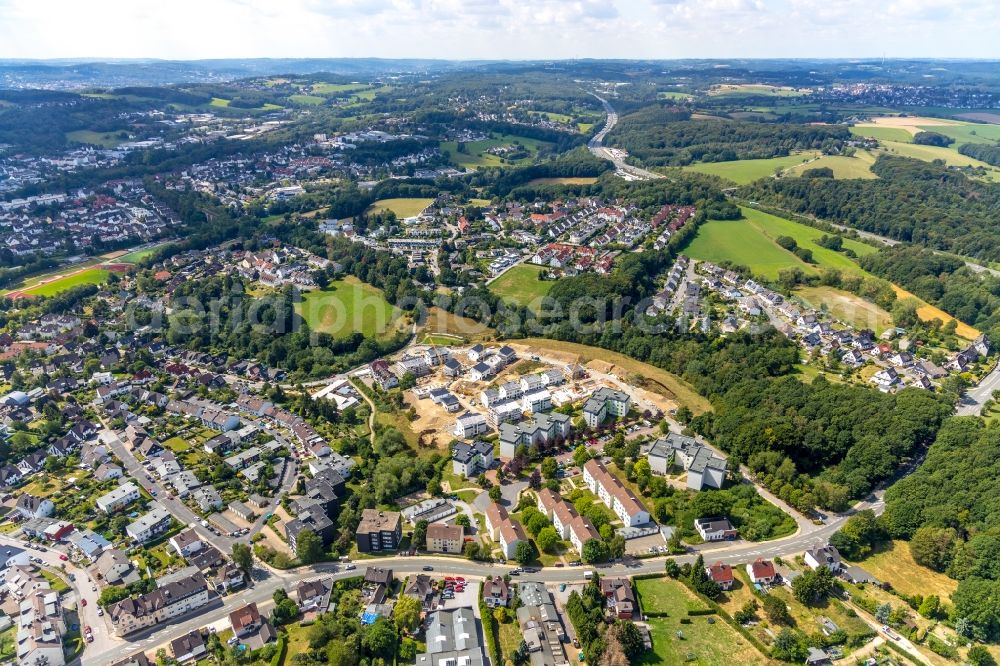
[{"left": 0, "top": 0, "right": 997, "bottom": 60}]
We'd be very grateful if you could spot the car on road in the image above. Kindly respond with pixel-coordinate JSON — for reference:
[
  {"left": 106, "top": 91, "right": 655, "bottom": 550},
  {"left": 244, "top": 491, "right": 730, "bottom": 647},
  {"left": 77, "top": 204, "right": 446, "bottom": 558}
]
[
  {"left": 59, "top": 554, "right": 68, "bottom": 561},
  {"left": 573, "top": 639, "right": 580, "bottom": 648},
  {"left": 80, "top": 599, "right": 87, "bottom": 607},
  {"left": 97, "top": 608, "right": 104, "bottom": 616},
  {"left": 92, "top": 585, "right": 97, "bottom": 592},
  {"left": 422, "top": 566, "right": 434, "bottom": 571},
  {"left": 344, "top": 564, "right": 355, "bottom": 570}
]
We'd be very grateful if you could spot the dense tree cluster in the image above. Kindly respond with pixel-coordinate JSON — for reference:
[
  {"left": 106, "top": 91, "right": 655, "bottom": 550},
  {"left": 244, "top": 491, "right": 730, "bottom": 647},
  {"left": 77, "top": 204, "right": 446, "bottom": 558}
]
[
  {"left": 606, "top": 105, "right": 849, "bottom": 166},
  {"left": 740, "top": 155, "right": 1000, "bottom": 262},
  {"left": 958, "top": 142, "right": 1000, "bottom": 167},
  {"left": 912, "top": 131, "right": 954, "bottom": 147},
  {"left": 698, "top": 376, "right": 951, "bottom": 508}
]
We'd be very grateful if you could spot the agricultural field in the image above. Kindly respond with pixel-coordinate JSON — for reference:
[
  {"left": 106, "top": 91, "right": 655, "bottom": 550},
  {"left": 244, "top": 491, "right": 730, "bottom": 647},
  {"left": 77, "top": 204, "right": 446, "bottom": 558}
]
[
  {"left": 634, "top": 577, "right": 769, "bottom": 666},
  {"left": 488, "top": 264, "right": 553, "bottom": 312},
  {"left": 10, "top": 267, "right": 111, "bottom": 298},
  {"left": 295, "top": 276, "right": 401, "bottom": 339},
  {"left": 795, "top": 286, "right": 894, "bottom": 334},
  {"left": 658, "top": 91, "right": 691, "bottom": 100},
  {"left": 784, "top": 152, "right": 878, "bottom": 180},
  {"left": 683, "top": 152, "right": 818, "bottom": 184},
  {"left": 683, "top": 217, "right": 809, "bottom": 280},
  {"left": 366, "top": 197, "right": 435, "bottom": 218},
  {"left": 526, "top": 177, "right": 599, "bottom": 186},
  {"left": 210, "top": 97, "right": 231, "bottom": 107},
  {"left": 879, "top": 140, "right": 1000, "bottom": 178},
  {"left": 852, "top": 540, "right": 958, "bottom": 600},
  {"left": 710, "top": 84, "right": 808, "bottom": 97},
  {"left": 849, "top": 125, "right": 915, "bottom": 143},
  {"left": 422, "top": 306, "right": 494, "bottom": 342},
  {"left": 440, "top": 134, "right": 550, "bottom": 169},
  {"left": 311, "top": 82, "right": 370, "bottom": 94},
  {"left": 288, "top": 94, "right": 326, "bottom": 105},
  {"left": 65, "top": 129, "right": 126, "bottom": 148}
]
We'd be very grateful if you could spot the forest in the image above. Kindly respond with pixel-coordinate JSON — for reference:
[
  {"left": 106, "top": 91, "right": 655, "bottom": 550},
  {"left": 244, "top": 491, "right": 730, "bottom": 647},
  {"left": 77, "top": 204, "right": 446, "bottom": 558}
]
[
  {"left": 958, "top": 142, "right": 1000, "bottom": 167},
  {"left": 605, "top": 104, "right": 850, "bottom": 166},
  {"left": 698, "top": 376, "right": 952, "bottom": 509},
  {"left": 740, "top": 156, "right": 1000, "bottom": 263},
  {"left": 881, "top": 419, "right": 1000, "bottom": 642}
]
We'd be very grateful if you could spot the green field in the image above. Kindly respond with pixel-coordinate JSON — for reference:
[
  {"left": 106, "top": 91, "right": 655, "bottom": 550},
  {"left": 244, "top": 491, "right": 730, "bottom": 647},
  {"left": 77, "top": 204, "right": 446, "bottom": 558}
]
[
  {"left": 785, "top": 152, "right": 878, "bottom": 179},
  {"left": 311, "top": 82, "right": 369, "bottom": 94},
  {"left": 15, "top": 268, "right": 111, "bottom": 297},
  {"left": 849, "top": 125, "right": 913, "bottom": 143},
  {"left": 531, "top": 110, "right": 572, "bottom": 123},
  {"left": 288, "top": 94, "right": 325, "bottom": 105},
  {"left": 440, "top": 134, "right": 550, "bottom": 169},
  {"left": 880, "top": 140, "right": 1000, "bottom": 175},
  {"left": 711, "top": 84, "right": 808, "bottom": 97},
  {"left": 658, "top": 91, "right": 691, "bottom": 100},
  {"left": 526, "top": 177, "right": 599, "bottom": 186},
  {"left": 683, "top": 207, "right": 876, "bottom": 280},
  {"left": 210, "top": 97, "right": 231, "bottom": 107},
  {"left": 295, "top": 277, "right": 400, "bottom": 339},
  {"left": 795, "top": 285, "right": 894, "bottom": 334},
  {"left": 683, "top": 152, "right": 818, "bottom": 184},
  {"left": 65, "top": 129, "right": 125, "bottom": 148},
  {"left": 917, "top": 122, "right": 1000, "bottom": 145},
  {"left": 488, "top": 264, "right": 553, "bottom": 312},
  {"left": 634, "top": 577, "right": 769, "bottom": 666},
  {"left": 117, "top": 242, "right": 173, "bottom": 264},
  {"left": 366, "top": 197, "right": 435, "bottom": 218}
]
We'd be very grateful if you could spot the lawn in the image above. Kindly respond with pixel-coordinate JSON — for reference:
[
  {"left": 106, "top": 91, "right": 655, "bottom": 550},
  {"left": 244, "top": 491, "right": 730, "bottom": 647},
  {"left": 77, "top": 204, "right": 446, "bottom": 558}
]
[
  {"left": 366, "top": 197, "right": 434, "bottom": 219},
  {"left": 282, "top": 621, "right": 311, "bottom": 659},
  {"left": 65, "top": 129, "right": 125, "bottom": 148},
  {"left": 288, "top": 94, "right": 326, "bottom": 105},
  {"left": 488, "top": 264, "right": 553, "bottom": 312},
  {"left": 784, "top": 152, "right": 878, "bottom": 180},
  {"left": 635, "top": 577, "right": 769, "bottom": 666},
  {"left": 210, "top": 97, "right": 231, "bottom": 107},
  {"left": 14, "top": 267, "right": 111, "bottom": 298},
  {"left": 40, "top": 569, "right": 70, "bottom": 593},
  {"left": 795, "top": 286, "right": 893, "bottom": 334},
  {"left": 440, "top": 134, "right": 550, "bottom": 169},
  {"left": 295, "top": 277, "right": 400, "bottom": 339},
  {"left": 853, "top": 540, "right": 958, "bottom": 600},
  {"left": 515, "top": 338, "right": 711, "bottom": 415},
  {"left": 683, "top": 152, "right": 818, "bottom": 184}
]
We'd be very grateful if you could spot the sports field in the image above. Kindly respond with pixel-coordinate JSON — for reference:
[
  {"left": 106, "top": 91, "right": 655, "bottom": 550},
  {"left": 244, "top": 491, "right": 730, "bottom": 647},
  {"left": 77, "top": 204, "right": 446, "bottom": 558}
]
[
  {"left": 488, "top": 264, "right": 553, "bottom": 312},
  {"left": 295, "top": 277, "right": 400, "bottom": 339},
  {"left": 785, "top": 151, "right": 878, "bottom": 179},
  {"left": 366, "top": 198, "right": 434, "bottom": 218},
  {"left": 683, "top": 152, "right": 818, "bottom": 184},
  {"left": 12, "top": 267, "right": 111, "bottom": 298},
  {"left": 795, "top": 285, "right": 893, "bottom": 334}
]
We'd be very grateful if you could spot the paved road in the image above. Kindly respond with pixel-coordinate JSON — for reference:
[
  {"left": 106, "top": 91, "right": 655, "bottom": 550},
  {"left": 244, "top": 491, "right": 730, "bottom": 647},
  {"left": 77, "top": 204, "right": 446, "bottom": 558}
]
[
  {"left": 81, "top": 487, "right": 885, "bottom": 666},
  {"left": 0, "top": 534, "right": 112, "bottom": 656},
  {"left": 957, "top": 360, "right": 1000, "bottom": 416},
  {"left": 588, "top": 94, "right": 664, "bottom": 181},
  {"left": 100, "top": 428, "right": 240, "bottom": 552}
]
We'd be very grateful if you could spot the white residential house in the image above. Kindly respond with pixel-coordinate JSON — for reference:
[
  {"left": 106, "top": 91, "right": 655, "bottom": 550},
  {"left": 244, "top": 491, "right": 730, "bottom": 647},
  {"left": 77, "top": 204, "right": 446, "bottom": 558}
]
[{"left": 453, "top": 412, "right": 490, "bottom": 439}]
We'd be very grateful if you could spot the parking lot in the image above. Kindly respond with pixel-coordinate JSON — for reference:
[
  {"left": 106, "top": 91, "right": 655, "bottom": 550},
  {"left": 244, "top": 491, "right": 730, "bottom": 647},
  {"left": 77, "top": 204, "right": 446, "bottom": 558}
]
[{"left": 435, "top": 575, "right": 480, "bottom": 613}]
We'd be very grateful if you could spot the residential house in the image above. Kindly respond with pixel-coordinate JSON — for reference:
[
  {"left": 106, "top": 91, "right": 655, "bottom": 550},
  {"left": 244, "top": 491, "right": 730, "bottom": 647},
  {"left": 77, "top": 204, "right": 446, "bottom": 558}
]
[
  {"left": 109, "top": 572, "right": 209, "bottom": 636},
  {"left": 694, "top": 517, "right": 738, "bottom": 542},
  {"left": 426, "top": 523, "right": 464, "bottom": 554},
  {"left": 483, "top": 576, "right": 511, "bottom": 608},
  {"left": 648, "top": 434, "right": 727, "bottom": 491},
  {"left": 804, "top": 545, "right": 842, "bottom": 572},
  {"left": 599, "top": 578, "right": 637, "bottom": 619},
  {"left": 170, "top": 630, "right": 207, "bottom": 663},
  {"left": 746, "top": 558, "right": 777, "bottom": 585},
  {"left": 125, "top": 504, "right": 172, "bottom": 544},
  {"left": 706, "top": 562, "right": 734, "bottom": 591},
  {"left": 451, "top": 439, "right": 494, "bottom": 477},
  {"left": 229, "top": 603, "right": 263, "bottom": 637},
  {"left": 96, "top": 482, "right": 140, "bottom": 514},
  {"left": 484, "top": 503, "right": 527, "bottom": 559}
]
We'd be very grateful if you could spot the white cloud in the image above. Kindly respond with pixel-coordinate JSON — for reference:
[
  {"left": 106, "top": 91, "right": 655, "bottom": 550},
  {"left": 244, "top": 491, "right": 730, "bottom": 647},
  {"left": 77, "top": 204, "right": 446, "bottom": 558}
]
[{"left": 0, "top": 0, "right": 994, "bottom": 59}]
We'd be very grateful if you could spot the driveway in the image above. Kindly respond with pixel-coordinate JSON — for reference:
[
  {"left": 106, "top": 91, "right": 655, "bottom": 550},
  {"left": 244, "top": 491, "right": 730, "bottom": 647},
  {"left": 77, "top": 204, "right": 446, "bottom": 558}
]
[{"left": 472, "top": 480, "right": 527, "bottom": 514}]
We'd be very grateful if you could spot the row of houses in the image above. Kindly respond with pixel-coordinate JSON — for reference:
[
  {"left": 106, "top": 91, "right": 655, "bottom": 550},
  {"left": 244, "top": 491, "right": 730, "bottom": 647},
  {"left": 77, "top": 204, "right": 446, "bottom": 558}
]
[{"left": 582, "top": 459, "right": 651, "bottom": 527}]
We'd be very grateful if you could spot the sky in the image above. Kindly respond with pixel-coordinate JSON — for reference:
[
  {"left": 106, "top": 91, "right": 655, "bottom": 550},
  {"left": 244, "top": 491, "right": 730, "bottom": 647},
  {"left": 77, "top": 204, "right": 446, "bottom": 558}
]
[{"left": 0, "top": 0, "right": 998, "bottom": 60}]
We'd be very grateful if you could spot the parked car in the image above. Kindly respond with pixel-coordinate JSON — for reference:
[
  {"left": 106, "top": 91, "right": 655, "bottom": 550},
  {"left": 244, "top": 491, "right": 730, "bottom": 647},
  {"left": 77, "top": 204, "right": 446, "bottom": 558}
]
[
  {"left": 422, "top": 565, "right": 434, "bottom": 571},
  {"left": 80, "top": 599, "right": 87, "bottom": 607},
  {"left": 97, "top": 608, "right": 104, "bottom": 616},
  {"left": 59, "top": 554, "right": 68, "bottom": 561}
]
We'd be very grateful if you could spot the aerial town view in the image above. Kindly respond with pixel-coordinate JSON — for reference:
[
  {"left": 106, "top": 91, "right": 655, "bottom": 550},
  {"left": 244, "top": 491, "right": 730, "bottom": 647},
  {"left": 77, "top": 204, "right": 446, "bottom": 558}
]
[{"left": 1, "top": 3, "right": 1000, "bottom": 666}]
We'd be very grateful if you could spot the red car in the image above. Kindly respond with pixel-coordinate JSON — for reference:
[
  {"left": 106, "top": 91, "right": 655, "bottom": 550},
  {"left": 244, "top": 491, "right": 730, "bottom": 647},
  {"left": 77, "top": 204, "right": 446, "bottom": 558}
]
[
  {"left": 455, "top": 577, "right": 465, "bottom": 582},
  {"left": 59, "top": 554, "right": 68, "bottom": 561},
  {"left": 80, "top": 599, "right": 87, "bottom": 607},
  {"left": 445, "top": 576, "right": 455, "bottom": 581}
]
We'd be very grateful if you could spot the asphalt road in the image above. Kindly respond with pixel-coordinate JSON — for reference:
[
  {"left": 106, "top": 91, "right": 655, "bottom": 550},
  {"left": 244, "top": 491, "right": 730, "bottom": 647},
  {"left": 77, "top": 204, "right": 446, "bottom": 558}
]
[
  {"left": 588, "top": 94, "right": 664, "bottom": 181},
  {"left": 80, "top": 487, "right": 884, "bottom": 666},
  {"left": 957, "top": 361, "right": 1000, "bottom": 416}
]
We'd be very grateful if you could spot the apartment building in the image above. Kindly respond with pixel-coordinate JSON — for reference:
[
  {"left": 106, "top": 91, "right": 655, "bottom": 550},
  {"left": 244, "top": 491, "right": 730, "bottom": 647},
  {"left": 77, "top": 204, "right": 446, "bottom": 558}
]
[
  {"left": 355, "top": 509, "right": 402, "bottom": 553},
  {"left": 582, "top": 459, "right": 650, "bottom": 527},
  {"left": 109, "top": 573, "right": 209, "bottom": 636}
]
